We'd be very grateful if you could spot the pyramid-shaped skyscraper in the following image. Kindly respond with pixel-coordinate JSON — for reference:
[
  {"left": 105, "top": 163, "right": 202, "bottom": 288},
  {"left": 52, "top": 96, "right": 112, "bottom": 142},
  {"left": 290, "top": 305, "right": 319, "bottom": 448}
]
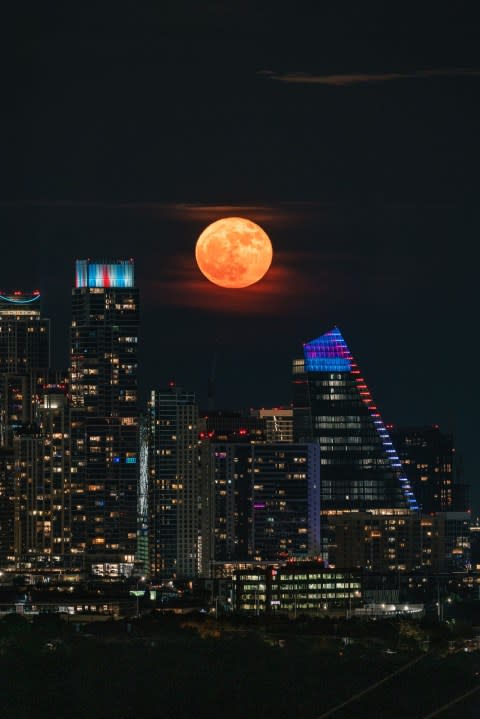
[{"left": 292, "top": 327, "right": 418, "bottom": 517}]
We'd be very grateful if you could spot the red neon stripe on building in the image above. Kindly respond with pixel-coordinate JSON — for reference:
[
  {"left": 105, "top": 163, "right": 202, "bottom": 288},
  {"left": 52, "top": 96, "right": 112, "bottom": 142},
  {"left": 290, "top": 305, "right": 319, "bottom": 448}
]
[{"left": 102, "top": 265, "right": 111, "bottom": 287}]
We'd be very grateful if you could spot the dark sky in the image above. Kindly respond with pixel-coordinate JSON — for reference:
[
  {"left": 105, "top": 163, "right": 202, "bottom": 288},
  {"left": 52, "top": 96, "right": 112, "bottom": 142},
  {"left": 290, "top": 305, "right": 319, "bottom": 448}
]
[{"left": 1, "top": 5, "right": 478, "bottom": 508}]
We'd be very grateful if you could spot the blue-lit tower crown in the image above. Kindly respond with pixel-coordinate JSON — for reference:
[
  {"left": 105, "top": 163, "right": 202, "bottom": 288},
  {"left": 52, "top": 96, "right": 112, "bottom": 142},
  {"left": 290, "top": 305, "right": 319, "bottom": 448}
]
[
  {"left": 293, "top": 327, "right": 418, "bottom": 513},
  {"left": 75, "top": 259, "right": 134, "bottom": 288}
]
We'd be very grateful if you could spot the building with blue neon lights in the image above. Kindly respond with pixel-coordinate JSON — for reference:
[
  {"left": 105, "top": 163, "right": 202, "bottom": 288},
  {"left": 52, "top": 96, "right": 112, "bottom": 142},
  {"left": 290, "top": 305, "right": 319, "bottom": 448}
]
[
  {"left": 293, "top": 327, "right": 418, "bottom": 564},
  {"left": 75, "top": 259, "right": 134, "bottom": 289},
  {"left": 0, "top": 291, "right": 41, "bottom": 306},
  {"left": 70, "top": 260, "right": 139, "bottom": 575}
]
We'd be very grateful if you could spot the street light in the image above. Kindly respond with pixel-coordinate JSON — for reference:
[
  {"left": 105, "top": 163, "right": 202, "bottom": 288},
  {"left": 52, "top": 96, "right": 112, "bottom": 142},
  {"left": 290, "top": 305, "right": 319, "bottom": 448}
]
[
  {"left": 130, "top": 576, "right": 146, "bottom": 618},
  {"left": 437, "top": 596, "right": 452, "bottom": 621}
]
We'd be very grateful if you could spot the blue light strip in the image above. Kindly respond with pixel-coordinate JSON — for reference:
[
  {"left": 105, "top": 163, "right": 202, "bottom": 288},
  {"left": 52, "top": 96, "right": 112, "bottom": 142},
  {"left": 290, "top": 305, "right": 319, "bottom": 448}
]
[
  {"left": 369, "top": 413, "right": 419, "bottom": 510},
  {"left": 75, "top": 260, "right": 88, "bottom": 288},
  {"left": 75, "top": 259, "right": 135, "bottom": 288}
]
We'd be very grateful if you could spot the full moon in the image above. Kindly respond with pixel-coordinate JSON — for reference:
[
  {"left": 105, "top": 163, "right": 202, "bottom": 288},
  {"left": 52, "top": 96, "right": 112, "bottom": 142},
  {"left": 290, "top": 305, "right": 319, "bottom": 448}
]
[{"left": 195, "top": 217, "right": 273, "bottom": 289}]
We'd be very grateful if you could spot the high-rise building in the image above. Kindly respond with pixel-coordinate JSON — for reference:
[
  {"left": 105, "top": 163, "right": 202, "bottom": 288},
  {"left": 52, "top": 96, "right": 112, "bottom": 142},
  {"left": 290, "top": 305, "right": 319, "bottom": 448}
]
[
  {"left": 470, "top": 519, "right": 480, "bottom": 571},
  {"left": 0, "top": 290, "right": 50, "bottom": 445},
  {"left": 13, "top": 388, "right": 72, "bottom": 574},
  {"left": 256, "top": 408, "right": 294, "bottom": 443},
  {"left": 0, "top": 291, "right": 50, "bottom": 374},
  {"left": 390, "top": 425, "right": 469, "bottom": 513},
  {"left": 0, "top": 447, "right": 14, "bottom": 568},
  {"left": 200, "top": 441, "right": 320, "bottom": 575},
  {"left": 0, "top": 290, "right": 53, "bottom": 573},
  {"left": 251, "top": 443, "right": 320, "bottom": 562},
  {"left": 433, "top": 512, "right": 471, "bottom": 570},
  {"left": 292, "top": 327, "right": 418, "bottom": 560},
  {"left": 331, "top": 512, "right": 422, "bottom": 572},
  {"left": 148, "top": 385, "right": 199, "bottom": 580},
  {"left": 69, "top": 260, "right": 139, "bottom": 576},
  {"left": 137, "top": 415, "right": 149, "bottom": 575},
  {"left": 200, "top": 442, "right": 254, "bottom": 574}
]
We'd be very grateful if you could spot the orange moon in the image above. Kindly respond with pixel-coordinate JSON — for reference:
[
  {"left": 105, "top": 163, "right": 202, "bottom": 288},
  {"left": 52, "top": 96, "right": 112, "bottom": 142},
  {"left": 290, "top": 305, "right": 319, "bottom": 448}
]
[{"left": 195, "top": 217, "right": 273, "bottom": 288}]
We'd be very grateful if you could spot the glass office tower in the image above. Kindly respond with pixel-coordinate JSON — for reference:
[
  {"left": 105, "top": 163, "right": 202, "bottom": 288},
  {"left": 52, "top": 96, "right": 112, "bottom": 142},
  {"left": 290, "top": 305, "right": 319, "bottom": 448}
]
[
  {"left": 70, "top": 260, "right": 139, "bottom": 576},
  {"left": 293, "top": 327, "right": 417, "bottom": 558}
]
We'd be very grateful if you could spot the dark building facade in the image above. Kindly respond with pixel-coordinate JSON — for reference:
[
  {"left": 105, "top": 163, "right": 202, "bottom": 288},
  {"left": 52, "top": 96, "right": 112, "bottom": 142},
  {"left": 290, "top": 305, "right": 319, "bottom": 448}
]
[
  {"left": 331, "top": 512, "right": 422, "bottom": 572},
  {"left": 0, "top": 291, "right": 52, "bottom": 572},
  {"left": 0, "top": 291, "right": 50, "bottom": 446},
  {"left": 199, "top": 410, "right": 265, "bottom": 444},
  {"left": 0, "top": 447, "right": 14, "bottom": 568},
  {"left": 251, "top": 443, "right": 320, "bottom": 562},
  {"left": 70, "top": 260, "right": 139, "bottom": 576},
  {"left": 292, "top": 327, "right": 418, "bottom": 560},
  {"left": 200, "top": 441, "right": 320, "bottom": 575},
  {"left": 200, "top": 442, "right": 253, "bottom": 573},
  {"left": 390, "top": 425, "right": 469, "bottom": 513},
  {"left": 13, "top": 390, "right": 72, "bottom": 574},
  {"left": 148, "top": 385, "right": 199, "bottom": 580}
]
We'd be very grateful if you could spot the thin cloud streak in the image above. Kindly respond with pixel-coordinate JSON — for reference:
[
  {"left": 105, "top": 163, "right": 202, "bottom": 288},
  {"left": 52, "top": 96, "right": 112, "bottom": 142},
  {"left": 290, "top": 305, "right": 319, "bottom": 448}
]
[
  {"left": 144, "top": 251, "right": 325, "bottom": 316},
  {"left": 259, "top": 68, "right": 480, "bottom": 86},
  {"left": 0, "top": 200, "right": 333, "bottom": 229}
]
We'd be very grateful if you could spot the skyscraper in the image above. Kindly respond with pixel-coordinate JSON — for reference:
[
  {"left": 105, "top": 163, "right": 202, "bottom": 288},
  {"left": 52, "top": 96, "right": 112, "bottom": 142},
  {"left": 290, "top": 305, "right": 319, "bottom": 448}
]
[
  {"left": 200, "top": 441, "right": 320, "bottom": 575},
  {"left": 70, "top": 260, "right": 139, "bottom": 576},
  {"left": 292, "top": 327, "right": 418, "bottom": 560},
  {"left": 0, "top": 290, "right": 52, "bottom": 573},
  {"left": 199, "top": 442, "right": 253, "bottom": 574},
  {"left": 13, "top": 388, "right": 72, "bottom": 574},
  {"left": 0, "top": 290, "right": 50, "bottom": 445},
  {"left": 251, "top": 443, "right": 320, "bottom": 562},
  {"left": 0, "top": 446, "right": 14, "bottom": 568},
  {"left": 148, "top": 385, "right": 199, "bottom": 580},
  {"left": 390, "top": 425, "right": 468, "bottom": 513}
]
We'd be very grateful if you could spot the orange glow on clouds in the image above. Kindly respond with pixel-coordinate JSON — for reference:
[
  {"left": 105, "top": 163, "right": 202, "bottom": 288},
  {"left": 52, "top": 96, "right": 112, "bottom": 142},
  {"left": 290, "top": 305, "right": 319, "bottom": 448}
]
[{"left": 147, "top": 251, "right": 317, "bottom": 315}]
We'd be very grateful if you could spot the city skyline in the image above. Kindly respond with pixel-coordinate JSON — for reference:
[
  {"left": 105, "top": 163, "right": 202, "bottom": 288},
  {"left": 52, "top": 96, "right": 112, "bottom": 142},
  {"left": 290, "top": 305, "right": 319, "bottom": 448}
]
[
  {"left": 3, "top": 6, "right": 476, "bottom": 514},
  {"left": 2, "top": 8, "right": 479, "bottom": 716},
  {"left": 0, "top": 255, "right": 472, "bottom": 515}
]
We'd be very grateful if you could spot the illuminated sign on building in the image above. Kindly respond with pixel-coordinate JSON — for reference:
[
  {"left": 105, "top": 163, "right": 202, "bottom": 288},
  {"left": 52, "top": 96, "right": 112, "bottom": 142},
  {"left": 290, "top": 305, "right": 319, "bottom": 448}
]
[
  {"left": 303, "top": 327, "right": 352, "bottom": 372},
  {"left": 0, "top": 291, "right": 41, "bottom": 304},
  {"left": 75, "top": 260, "right": 135, "bottom": 288}
]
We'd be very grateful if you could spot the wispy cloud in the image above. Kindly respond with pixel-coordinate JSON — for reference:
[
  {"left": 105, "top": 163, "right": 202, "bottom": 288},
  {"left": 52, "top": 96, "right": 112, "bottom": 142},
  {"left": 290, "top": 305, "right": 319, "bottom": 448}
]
[
  {"left": 0, "top": 200, "right": 332, "bottom": 228},
  {"left": 144, "top": 250, "right": 325, "bottom": 316},
  {"left": 259, "top": 68, "right": 480, "bottom": 87}
]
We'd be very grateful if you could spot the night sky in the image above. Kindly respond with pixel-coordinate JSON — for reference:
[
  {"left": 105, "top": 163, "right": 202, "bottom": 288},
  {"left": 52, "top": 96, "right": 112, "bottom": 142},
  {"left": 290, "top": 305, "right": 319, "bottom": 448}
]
[{"left": 2, "top": 6, "right": 478, "bottom": 508}]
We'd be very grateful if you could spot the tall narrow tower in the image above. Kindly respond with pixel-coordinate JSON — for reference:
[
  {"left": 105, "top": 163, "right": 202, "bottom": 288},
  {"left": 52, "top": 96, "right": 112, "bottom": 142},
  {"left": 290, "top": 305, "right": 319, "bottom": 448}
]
[
  {"left": 0, "top": 290, "right": 50, "bottom": 445},
  {"left": 14, "top": 388, "right": 71, "bottom": 573},
  {"left": 70, "top": 260, "right": 139, "bottom": 576},
  {"left": 0, "top": 290, "right": 51, "bottom": 572},
  {"left": 148, "top": 385, "right": 199, "bottom": 580}
]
